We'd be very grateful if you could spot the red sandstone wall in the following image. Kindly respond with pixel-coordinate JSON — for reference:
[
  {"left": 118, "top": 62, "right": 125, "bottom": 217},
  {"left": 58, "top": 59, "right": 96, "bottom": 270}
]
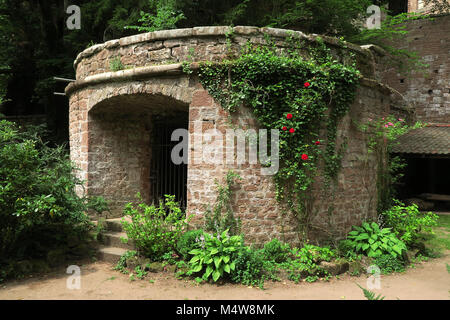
[{"left": 380, "top": 14, "right": 450, "bottom": 123}]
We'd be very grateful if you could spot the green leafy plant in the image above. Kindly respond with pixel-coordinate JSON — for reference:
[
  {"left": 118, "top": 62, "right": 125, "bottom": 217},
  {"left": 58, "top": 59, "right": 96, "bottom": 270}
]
[
  {"left": 0, "top": 121, "right": 105, "bottom": 280},
  {"left": 230, "top": 246, "right": 265, "bottom": 288},
  {"left": 176, "top": 229, "right": 204, "bottom": 260},
  {"left": 114, "top": 250, "right": 137, "bottom": 274},
  {"left": 187, "top": 229, "right": 242, "bottom": 282},
  {"left": 125, "top": 0, "right": 185, "bottom": 32},
  {"left": 357, "top": 284, "right": 385, "bottom": 300},
  {"left": 121, "top": 194, "right": 188, "bottom": 261},
  {"left": 109, "top": 56, "right": 125, "bottom": 71},
  {"left": 382, "top": 200, "right": 438, "bottom": 246},
  {"left": 134, "top": 265, "right": 148, "bottom": 279},
  {"left": 374, "top": 254, "right": 405, "bottom": 275},
  {"left": 347, "top": 222, "right": 407, "bottom": 259},
  {"left": 204, "top": 171, "right": 242, "bottom": 236},
  {"left": 262, "top": 238, "right": 291, "bottom": 263}
]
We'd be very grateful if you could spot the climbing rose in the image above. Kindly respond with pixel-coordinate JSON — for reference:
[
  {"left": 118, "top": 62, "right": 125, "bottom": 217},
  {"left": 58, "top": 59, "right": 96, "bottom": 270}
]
[
  {"left": 398, "top": 118, "right": 404, "bottom": 122},
  {"left": 315, "top": 141, "right": 320, "bottom": 145},
  {"left": 304, "top": 82, "right": 310, "bottom": 88},
  {"left": 282, "top": 126, "right": 287, "bottom": 131},
  {"left": 388, "top": 122, "right": 394, "bottom": 126},
  {"left": 289, "top": 128, "right": 295, "bottom": 133},
  {"left": 301, "top": 154, "right": 309, "bottom": 160},
  {"left": 384, "top": 124, "right": 389, "bottom": 128},
  {"left": 286, "top": 113, "right": 293, "bottom": 119}
]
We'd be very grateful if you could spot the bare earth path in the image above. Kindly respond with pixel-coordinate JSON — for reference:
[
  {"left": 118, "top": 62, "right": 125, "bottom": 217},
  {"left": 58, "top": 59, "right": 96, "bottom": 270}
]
[{"left": 0, "top": 252, "right": 449, "bottom": 300}]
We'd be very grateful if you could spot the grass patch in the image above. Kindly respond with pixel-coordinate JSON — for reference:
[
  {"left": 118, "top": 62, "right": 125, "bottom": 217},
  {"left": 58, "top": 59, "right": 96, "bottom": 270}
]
[{"left": 422, "top": 214, "right": 450, "bottom": 255}]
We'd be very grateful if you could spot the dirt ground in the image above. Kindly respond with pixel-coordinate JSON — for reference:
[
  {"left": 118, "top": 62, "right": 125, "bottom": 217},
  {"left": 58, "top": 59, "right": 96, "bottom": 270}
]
[{"left": 0, "top": 252, "right": 449, "bottom": 300}]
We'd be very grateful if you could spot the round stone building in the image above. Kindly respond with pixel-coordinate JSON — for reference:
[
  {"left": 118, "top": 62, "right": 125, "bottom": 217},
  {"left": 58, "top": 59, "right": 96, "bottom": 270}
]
[{"left": 65, "top": 26, "right": 408, "bottom": 245}]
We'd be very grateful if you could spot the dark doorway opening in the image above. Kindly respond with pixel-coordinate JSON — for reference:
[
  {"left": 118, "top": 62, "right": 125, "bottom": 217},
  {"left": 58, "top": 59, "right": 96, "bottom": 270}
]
[
  {"left": 397, "top": 156, "right": 450, "bottom": 211},
  {"left": 150, "top": 113, "right": 189, "bottom": 210}
]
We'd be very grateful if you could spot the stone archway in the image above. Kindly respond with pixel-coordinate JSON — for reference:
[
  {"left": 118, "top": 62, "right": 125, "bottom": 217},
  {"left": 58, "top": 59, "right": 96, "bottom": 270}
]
[{"left": 69, "top": 78, "right": 195, "bottom": 217}]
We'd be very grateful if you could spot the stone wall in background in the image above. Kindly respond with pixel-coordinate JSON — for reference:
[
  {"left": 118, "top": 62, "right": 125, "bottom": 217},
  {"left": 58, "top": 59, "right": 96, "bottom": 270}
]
[{"left": 379, "top": 14, "right": 449, "bottom": 123}]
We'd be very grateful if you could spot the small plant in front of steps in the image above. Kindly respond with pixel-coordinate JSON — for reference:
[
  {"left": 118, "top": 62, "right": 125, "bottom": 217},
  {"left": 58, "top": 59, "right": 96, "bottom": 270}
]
[{"left": 121, "top": 193, "right": 189, "bottom": 261}]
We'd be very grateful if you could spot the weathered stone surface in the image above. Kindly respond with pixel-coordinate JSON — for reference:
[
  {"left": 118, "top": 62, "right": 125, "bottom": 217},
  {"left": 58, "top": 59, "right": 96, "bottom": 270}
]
[{"left": 319, "top": 260, "right": 349, "bottom": 276}]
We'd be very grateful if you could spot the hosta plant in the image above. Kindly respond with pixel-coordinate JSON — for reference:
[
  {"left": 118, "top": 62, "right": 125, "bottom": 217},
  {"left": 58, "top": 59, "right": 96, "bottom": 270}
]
[
  {"left": 347, "top": 222, "right": 407, "bottom": 259},
  {"left": 187, "top": 229, "right": 242, "bottom": 282}
]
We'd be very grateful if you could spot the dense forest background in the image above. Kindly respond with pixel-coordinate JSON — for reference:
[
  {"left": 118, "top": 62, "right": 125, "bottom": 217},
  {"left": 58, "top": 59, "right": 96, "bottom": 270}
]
[{"left": 0, "top": 0, "right": 447, "bottom": 144}]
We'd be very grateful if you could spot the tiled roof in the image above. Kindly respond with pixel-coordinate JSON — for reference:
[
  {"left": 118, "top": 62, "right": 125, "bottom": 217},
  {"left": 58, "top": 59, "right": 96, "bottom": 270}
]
[{"left": 391, "top": 124, "right": 450, "bottom": 155}]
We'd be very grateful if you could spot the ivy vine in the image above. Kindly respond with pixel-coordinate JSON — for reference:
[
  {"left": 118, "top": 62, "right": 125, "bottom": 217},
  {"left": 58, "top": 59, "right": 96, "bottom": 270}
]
[{"left": 193, "top": 38, "right": 360, "bottom": 239}]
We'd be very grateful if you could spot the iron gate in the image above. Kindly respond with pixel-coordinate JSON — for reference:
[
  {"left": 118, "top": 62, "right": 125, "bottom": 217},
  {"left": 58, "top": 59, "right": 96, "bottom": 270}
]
[{"left": 150, "top": 116, "right": 188, "bottom": 210}]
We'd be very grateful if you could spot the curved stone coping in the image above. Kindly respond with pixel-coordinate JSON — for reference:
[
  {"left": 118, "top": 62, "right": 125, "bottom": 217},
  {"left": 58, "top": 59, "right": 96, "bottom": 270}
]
[
  {"left": 74, "top": 26, "right": 371, "bottom": 69},
  {"left": 66, "top": 61, "right": 401, "bottom": 103}
]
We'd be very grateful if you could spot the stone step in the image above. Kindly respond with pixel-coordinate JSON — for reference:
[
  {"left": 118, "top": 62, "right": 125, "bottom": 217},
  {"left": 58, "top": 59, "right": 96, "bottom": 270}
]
[
  {"left": 102, "top": 232, "right": 135, "bottom": 250},
  {"left": 103, "top": 217, "right": 131, "bottom": 232},
  {"left": 97, "top": 246, "right": 128, "bottom": 264}
]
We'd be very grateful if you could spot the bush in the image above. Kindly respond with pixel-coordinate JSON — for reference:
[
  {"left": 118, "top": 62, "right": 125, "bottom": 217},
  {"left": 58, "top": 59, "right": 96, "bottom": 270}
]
[
  {"left": 230, "top": 246, "right": 265, "bottom": 287},
  {"left": 0, "top": 120, "right": 103, "bottom": 274},
  {"left": 176, "top": 229, "right": 204, "bottom": 260},
  {"left": 262, "top": 238, "right": 290, "bottom": 263},
  {"left": 374, "top": 254, "right": 405, "bottom": 274},
  {"left": 347, "top": 222, "right": 407, "bottom": 259},
  {"left": 187, "top": 229, "right": 242, "bottom": 282},
  {"left": 121, "top": 194, "right": 188, "bottom": 261},
  {"left": 382, "top": 200, "right": 438, "bottom": 247}
]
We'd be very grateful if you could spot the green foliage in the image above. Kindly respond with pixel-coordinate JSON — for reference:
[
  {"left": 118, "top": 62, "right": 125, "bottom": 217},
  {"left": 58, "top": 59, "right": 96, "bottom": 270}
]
[
  {"left": 197, "top": 43, "right": 359, "bottom": 238},
  {"left": 121, "top": 194, "right": 188, "bottom": 260},
  {"left": 109, "top": 56, "right": 125, "bottom": 71},
  {"left": 230, "top": 246, "right": 265, "bottom": 288},
  {"left": 262, "top": 238, "right": 290, "bottom": 263},
  {"left": 347, "top": 222, "right": 407, "bottom": 259},
  {"left": 359, "top": 116, "right": 424, "bottom": 212},
  {"left": 374, "top": 254, "right": 405, "bottom": 275},
  {"left": 114, "top": 250, "right": 137, "bottom": 274},
  {"left": 382, "top": 200, "right": 438, "bottom": 246},
  {"left": 176, "top": 229, "right": 204, "bottom": 260},
  {"left": 125, "top": 0, "right": 185, "bottom": 32},
  {"left": 204, "top": 171, "right": 242, "bottom": 236},
  {"left": 0, "top": 121, "right": 105, "bottom": 269},
  {"left": 187, "top": 229, "right": 242, "bottom": 282},
  {"left": 357, "top": 284, "right": 385, "bottom": 300}
]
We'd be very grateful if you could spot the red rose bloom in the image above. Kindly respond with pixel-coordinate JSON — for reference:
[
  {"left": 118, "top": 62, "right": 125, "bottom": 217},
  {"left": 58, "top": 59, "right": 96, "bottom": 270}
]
[
  {"left": 315, "top": 141, "right": 320, "bottom": 145},
  {"left": 301, "top": 154, "right": 309, "bottom": 160},
  {"left": 282, "top": 126, "right": 287, "bottom": 131},
  {"left": 304, "top": 82, "right": 311, "bottom": 88},
  {"left": 289, "top": 128, "right": 295, "bottom": 133},
  {"left": 286, "top": 113, "right": 293, "bottom": 119}
]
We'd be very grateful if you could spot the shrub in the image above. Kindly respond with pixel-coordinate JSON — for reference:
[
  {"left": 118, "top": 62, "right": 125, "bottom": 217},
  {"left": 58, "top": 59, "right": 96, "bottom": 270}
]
[
  {"left": 374, "top": 254, "right": 405, "bottom": 274},
  {"left": 187, "top": 229, "right": 242, "bottom": 282},
  {"left": 121, "top": 194, "right": 188, "bottom": 261},
  {"left": 230, "top": 246, "right": 265, "bottom": 287},
  {"left": 262, "top": 238, "right": 290, "bottom": 263},
  {"left": 0, "top": 120, "right": 104, "bottom": 274},
  {"left": 176, "top": 229, "right": 204, "bottom": 260},
  {"left": 382, "top": 199, "right": 438, "bottom": 247},
  {"left": 347, "top": 222, "right": 407, "bottom": 259}
]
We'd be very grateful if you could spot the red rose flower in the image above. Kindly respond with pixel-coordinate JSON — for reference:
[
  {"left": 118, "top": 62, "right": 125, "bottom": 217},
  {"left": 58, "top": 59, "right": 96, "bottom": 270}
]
[
  {"left": 289, "top": 128, "right": 295, "bottom": 133},
  {"left": 304, "top": 82, "right": 311, "bottom": 88},
  {"left": 282, "top": 126, "right": 287, "bottom": 131},
  {"left": 315, "top": 141, "right": 320, "bottom": 145},
  {"left": 286, "top": 113, "right": 293, "bottom": 120},
  {"left": 301, "top": 154, "right": 309, "bottom": 160}
]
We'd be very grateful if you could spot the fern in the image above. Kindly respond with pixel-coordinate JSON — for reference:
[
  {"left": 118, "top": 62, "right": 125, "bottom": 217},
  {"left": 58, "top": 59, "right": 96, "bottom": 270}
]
[{"left": 357, "top": 284, "right": 385, "bottom": 300}]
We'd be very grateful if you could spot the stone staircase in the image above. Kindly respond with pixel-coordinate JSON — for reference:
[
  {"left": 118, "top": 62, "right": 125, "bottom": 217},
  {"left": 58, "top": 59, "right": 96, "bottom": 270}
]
[{"left": 94, "top": 217, "right": 135, "bottom": 263}]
